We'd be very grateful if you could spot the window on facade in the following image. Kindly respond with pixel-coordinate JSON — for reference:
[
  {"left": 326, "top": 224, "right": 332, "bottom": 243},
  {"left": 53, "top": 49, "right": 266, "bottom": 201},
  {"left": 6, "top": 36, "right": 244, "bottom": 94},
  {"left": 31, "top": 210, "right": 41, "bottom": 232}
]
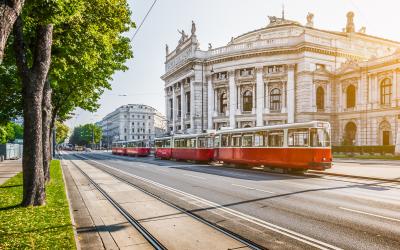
[
  {"left": 243, "top": 90, "right": 253, "bottom": 112},
  {"left": 346, "top": 85, "right": 356, "bottom": 108},
  {"left": 270, "top": 88, "right": 281, "bottom": 111},
  {"left": 344, "top": 122, "right": 357, "bottom": 145},
  {"left": 185, "top": 92, "right": 190, "bottom": 114},
  {"left": 177, "top": 95, "right": 181, "bottom": 117},
  {"left": 316, "top": 86, "right": 325, "bottom": 110},
  {"left": 380, "top": 78, "right": 392, "bottom": 105},
  {"left": 219, "top": 93, "right": 227, "bottom": 114},
  {"left": 288, "top": 129, "right": 309, "bottom": 147},
  {"left": 169, "top": 99, "right": 173, "bottom": 119},
  {"left": 268, "top": 130, "right": 284, "bottom": 147}
]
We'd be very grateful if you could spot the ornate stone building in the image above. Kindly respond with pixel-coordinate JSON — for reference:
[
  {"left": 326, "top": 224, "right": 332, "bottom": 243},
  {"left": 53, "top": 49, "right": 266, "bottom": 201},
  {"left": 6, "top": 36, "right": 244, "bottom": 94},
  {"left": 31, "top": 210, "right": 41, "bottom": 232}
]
[{"left": 161, "top": 12, "right": 400, "bottom": 149}]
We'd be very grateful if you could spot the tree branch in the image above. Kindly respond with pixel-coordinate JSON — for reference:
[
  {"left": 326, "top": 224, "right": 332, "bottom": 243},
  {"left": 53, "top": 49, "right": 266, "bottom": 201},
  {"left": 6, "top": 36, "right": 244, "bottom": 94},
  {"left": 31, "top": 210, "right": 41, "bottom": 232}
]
[{"left": 12, "top": 15, "right": 29, "bottom": 81}]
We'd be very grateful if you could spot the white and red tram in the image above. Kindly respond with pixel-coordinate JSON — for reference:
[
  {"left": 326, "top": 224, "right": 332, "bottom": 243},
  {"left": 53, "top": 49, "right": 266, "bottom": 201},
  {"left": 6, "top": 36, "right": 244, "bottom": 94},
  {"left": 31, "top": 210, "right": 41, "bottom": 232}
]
[
  {"left": 213, "top": 121, "right": 332, "bottom": 170},
  {"left": 153, "top": 121, "right": 332, "bottom": 171},
  {"left": 112, "top": 139, "right": 151, "bottom": 157}
]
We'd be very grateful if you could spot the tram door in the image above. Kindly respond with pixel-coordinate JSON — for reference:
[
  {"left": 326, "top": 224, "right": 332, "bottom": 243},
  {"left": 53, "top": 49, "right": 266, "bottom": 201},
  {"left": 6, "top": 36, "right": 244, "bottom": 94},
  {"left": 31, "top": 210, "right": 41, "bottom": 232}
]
[{"left": 382, "top": 131, "right": 390, "bottom": 146}]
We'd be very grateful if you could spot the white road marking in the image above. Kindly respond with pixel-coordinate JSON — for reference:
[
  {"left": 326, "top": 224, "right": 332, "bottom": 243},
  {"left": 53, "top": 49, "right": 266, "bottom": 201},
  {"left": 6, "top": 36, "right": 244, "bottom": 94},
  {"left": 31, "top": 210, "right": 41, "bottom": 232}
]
[
  {"left": 232, "top": 184, "right": 275, "bottom": 194},
  {"left": 339, "top": 207, "right": 400, "bottom": 223},
  {"left": 78, "top": 155, "right": 342, "bottom": 250},
  {"left": 184, "top": 174, "right": 206, "bottom": 180}
]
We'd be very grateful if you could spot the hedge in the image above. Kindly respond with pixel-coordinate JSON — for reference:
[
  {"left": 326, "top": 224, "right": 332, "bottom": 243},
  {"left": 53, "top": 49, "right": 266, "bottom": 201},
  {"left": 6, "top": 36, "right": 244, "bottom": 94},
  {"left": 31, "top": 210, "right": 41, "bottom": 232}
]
[{"left": 332, "top": 145, "right": 395, "bottom": 155}]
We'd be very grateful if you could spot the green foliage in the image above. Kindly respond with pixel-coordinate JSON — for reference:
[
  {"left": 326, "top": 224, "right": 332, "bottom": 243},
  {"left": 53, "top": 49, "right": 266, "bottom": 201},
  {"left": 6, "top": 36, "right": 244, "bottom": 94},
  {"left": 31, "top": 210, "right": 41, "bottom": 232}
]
[
  {"left": 0, "top": 122, "right": 23, "bottom": 143},
  {"left": 332, "top": 145, "right": 395, "bottom": 155},
  {"left": 56, "top": 121, "right": 69, "bottom": 144},
  {"left": 0, "top": 160, "right": 76, "bottom": 249},
  {"left": 69, "top": 123, "right": 102, "bottom": 146},
  {"left": 0, "top": 0, "right": 134, "bottom": 124}
]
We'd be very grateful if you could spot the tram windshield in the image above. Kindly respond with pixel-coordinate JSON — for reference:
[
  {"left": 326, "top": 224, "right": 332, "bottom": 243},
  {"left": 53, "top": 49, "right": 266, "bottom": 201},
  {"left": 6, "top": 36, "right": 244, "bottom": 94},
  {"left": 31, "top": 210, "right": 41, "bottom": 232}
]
[{"left": 310, "top": 128, "right": 331, "bottom": 147}]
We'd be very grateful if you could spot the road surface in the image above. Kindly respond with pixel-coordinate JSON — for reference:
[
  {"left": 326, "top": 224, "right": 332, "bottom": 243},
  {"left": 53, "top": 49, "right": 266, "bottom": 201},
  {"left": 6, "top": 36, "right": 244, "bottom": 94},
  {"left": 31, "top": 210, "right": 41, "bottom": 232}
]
[{"left": 73, "top": 152, "right": 400, "bottom": 250}]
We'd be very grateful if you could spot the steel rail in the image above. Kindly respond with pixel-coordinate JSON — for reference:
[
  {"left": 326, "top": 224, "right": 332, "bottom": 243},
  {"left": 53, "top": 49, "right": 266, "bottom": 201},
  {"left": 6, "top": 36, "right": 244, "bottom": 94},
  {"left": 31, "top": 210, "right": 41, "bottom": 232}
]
[
  {"left": 65, "top": 155, "right": 166, "bottom": 250},
  {"left": 73, "top": 153, "right": 265, "bottom": 250}
]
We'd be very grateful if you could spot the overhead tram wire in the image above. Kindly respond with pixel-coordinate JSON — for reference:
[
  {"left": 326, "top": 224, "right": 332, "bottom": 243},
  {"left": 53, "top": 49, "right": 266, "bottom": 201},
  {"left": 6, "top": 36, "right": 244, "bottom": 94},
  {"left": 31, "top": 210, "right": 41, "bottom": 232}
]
[{"left": 131, "top": 0, "right": 158, "bottom": 41}]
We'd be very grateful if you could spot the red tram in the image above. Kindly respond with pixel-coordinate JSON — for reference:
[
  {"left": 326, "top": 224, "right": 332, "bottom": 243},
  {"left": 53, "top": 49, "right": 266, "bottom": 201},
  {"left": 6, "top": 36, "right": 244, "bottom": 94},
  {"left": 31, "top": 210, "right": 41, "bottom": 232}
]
[
  {"left": 154, "top": 121, "right": 332, "bottom": 171},
  {"left": 213, "top": 121, "right": 332, "bottom": 170},
  {"left": 112, "top": 142, "right": 127, "bottom": 155},
  {"left": 112, "top": 139, "right": 151, "bottom": 157}
]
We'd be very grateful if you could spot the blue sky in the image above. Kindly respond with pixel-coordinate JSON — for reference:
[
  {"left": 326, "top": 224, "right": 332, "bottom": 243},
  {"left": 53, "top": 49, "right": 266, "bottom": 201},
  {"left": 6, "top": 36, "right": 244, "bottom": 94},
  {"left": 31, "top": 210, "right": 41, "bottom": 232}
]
[{"left": 67, "top": 0, "right": 400, "bottom": 128}]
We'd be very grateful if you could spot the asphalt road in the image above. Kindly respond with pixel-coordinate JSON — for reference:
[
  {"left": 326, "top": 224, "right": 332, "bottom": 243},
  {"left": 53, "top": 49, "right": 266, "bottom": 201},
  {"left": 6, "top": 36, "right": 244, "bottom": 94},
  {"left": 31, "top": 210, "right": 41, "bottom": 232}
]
[{"left": 73, "top": 152, "right": 400, "bottom": 250}]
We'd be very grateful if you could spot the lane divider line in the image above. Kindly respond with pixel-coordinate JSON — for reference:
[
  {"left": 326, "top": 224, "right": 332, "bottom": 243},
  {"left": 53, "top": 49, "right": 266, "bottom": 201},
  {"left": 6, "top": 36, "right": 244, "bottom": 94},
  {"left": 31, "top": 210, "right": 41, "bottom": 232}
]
[
  {"left": 338, "top": 207, "right": 400, "bottom": 223},
  {"left": 232, "top": 184, "right": 275, "bottom": 194},
  {"left": 77, "top": 154, "right": 342, "bottom": 250},
  {"left": 184, "top": 174, "right": 206, "bottom": 180}
]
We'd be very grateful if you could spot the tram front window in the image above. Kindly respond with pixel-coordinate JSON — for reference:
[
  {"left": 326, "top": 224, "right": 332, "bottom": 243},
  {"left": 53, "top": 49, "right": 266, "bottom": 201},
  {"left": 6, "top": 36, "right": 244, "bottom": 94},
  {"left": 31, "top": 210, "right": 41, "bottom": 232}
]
[
  {"left": 310, "top": 128, "right": 331, "bottom": 147},
  {"left": 288, "top": 129, "right": 309, "bottom": 147}
]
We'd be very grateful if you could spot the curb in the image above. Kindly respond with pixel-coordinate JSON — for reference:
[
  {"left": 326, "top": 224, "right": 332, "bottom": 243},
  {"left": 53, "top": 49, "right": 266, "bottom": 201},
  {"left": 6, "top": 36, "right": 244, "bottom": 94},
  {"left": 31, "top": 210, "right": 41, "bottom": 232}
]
[
  {"left": 60, "top": 159, "right": 82, "bottom": 250},
  {"left": 308, "top": 170, "right": 400, "bottom": 183}
]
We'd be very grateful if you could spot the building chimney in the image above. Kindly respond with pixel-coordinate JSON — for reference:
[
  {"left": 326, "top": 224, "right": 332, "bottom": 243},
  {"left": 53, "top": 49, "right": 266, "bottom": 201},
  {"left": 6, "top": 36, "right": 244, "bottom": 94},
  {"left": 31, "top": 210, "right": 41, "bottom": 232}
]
[{"left": 346, "top": 11, "right": 355, "bottom": 33}]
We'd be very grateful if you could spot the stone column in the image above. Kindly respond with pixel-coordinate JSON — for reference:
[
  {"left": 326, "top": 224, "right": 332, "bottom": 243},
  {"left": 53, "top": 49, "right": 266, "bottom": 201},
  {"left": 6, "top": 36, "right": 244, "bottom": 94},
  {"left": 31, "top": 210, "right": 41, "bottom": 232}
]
[
  {"left": 252, "top": 84, "right": 256, "bottom": 114},
  {"left": 357, "top": 78, "right": 361, "bottom": 111},
  {"left": 180, "top": 83, "right": 185, "bottom": 131},
  {"left": 164, "top": 88, "right": 169, "bottom": 130},
  {"left": 172, "top": 85, "right": 176, "bottom": 133},
  {"left": 396, "top": 70, "right": 400, "bottom": 106},
  {"left": 373, "top": 74, "right": 379, "bottom": 108},
  {"left": 190, "top": 80, "right": 195, "bottom": 132},
  {"left": 311, "top": 82, "right": 316, "bottom": 112},
  {"left": 237, "top": 86, "right": 241, "bottom": 114},
  {"left": 265, "top": 83, "right": 270, "bottom": 113},
  {"left": 282, "top": 82, "right": 287, "bottom": 113},
  {"left": 327, "top": 83, "right": 331, "bottom": 112},
  {"left": 256, "top": 67, "right": 264, "bottom": 126},
  {"left": 338, "top": 84, "right": 343, "bottom": 112},
  {"left": 392, "top": 69, "right": 397, "bottom": 107},
  {"left": 368, "top": 75, "right": 372, "bottom": 108},
  {"left": 287, "top": 64, "right": 295, "bottom": 123},
  {"left": 229, "top": 70, "right": 236, "bottom": 128},
  {"left": 207, "top": 77, "right": 214, "bottom": 130},
  {"left": 395, "top": 116, "right": 400, "bottom": 155}
]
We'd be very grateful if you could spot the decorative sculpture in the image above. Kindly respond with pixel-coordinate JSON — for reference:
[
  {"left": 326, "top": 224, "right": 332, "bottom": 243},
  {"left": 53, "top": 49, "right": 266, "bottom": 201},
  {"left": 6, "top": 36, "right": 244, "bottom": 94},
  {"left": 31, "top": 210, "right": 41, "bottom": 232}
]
[
  {"left": 306, "top": 12, "right": 314, "bottom": 27},
  {"left": 165, "top": 44, "right": 169, "bottom": 55},
  {"left": 178, "top": 29, "right": 188, "bottom": 44},
  {"left": 346, "top": 11, "right": 355, "bottom": 33},
  {"left": 208, "top": 43, "right": 212, "bottom": 50},
  {"left": 191, "top": 20, "right": 196, "bottom": 36}
]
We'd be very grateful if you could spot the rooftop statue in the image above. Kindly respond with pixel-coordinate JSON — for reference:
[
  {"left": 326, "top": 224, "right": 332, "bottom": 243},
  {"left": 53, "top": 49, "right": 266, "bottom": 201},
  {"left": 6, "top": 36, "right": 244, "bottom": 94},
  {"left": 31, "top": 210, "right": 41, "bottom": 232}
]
[
  {"left": 191, "top": 20, "right": 196, "bottom": 36},
  {"left": 306, "top": 12, "right": 314, "bottom": 27},
  {"left": 178, "top": 29, "right": 188, "bottom": 44}
]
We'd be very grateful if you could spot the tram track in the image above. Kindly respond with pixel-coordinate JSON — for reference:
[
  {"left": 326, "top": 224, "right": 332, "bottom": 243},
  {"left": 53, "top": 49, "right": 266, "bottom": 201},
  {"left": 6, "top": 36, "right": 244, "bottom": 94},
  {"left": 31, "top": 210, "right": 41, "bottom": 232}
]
[
  {"left": 69, "top": 153, "right": 265, "bottom": 250},
  {"left": 64, "top": 155, "right": 167, "bottom": 250},
  {"left": 73, "top": 152, "right": 349, "bottom": 250}
]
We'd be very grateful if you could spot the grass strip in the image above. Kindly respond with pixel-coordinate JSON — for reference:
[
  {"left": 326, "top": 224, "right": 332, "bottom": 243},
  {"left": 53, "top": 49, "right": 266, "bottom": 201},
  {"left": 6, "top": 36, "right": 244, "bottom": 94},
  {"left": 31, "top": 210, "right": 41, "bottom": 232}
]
[{"left": 0, "top": 160, "right": 76, "bottom": 249}]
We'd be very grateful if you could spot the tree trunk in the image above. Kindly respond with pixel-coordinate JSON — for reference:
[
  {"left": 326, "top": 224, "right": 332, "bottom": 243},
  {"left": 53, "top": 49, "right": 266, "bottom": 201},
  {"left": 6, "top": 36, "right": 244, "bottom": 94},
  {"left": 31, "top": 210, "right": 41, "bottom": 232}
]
[
  {"left": 42, "top": 79, "right": 52, "bottom": 183},
  {"left": 0, "top": 0, "right": 24, "bottom": 63},
  {"left": 14, "top": 17, "right": 53, "bottom": 206}
]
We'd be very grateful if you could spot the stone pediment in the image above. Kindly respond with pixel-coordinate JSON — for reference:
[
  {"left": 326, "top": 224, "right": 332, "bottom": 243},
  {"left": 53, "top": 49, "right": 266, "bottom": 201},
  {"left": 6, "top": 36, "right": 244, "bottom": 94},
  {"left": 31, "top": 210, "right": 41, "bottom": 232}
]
[{"left": 336, "top": 61, "right": 360, "bottom": 75}]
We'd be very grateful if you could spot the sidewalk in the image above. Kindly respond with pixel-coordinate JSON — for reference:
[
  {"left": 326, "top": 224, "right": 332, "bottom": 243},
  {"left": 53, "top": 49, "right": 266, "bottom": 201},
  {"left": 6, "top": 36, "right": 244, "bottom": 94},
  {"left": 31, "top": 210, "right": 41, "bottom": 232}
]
[
  {"left": 309, "top": 160, "right": 400, "bottom": 182},
  {"left": 62, "top": 155, "right": 249, "bottom": 249},
  {"left": 0, "top": 160, "right": 22, "bottom": 185}
]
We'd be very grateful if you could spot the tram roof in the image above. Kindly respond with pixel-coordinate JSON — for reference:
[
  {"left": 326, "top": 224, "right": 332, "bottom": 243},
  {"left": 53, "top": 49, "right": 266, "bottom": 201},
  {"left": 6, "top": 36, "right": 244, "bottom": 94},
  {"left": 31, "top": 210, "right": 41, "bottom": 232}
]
[{"left": 216, "top": 121, "right": 330, "bottom": 135}]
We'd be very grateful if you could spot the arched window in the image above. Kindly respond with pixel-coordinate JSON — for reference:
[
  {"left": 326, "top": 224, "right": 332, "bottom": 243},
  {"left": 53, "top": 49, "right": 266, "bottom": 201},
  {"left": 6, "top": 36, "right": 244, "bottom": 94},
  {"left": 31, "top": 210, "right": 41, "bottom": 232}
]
[
  {"left": 379, "top": 121, "right": 392, "bottom": 145},
  {"left": 380, "top": 78, "right": 392, "bottom": 105},
  {"left": 270, "top": 88, "right": 281, "bottom": 111},
  {"left": 344, "top": 122, "right": 357, "bottom": 145},
  {"left": 243, "top": 90, "right": 253, "bottom": 112},
  {"left": 346, "top": 85, "right": 356, "bottom": 108},
  {"left": 219, "top": 93, "right": 227, "bottom": 114},
  {"left": 316, "top": 86, "right": 325, "bottom": 110}
]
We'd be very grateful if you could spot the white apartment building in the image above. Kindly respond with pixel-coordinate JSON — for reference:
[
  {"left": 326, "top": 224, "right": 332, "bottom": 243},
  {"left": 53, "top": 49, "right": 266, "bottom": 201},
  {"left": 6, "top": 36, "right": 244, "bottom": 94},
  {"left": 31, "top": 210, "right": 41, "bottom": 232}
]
[{"left": 100, "top": 104, "right": 166, "bottom": 144}]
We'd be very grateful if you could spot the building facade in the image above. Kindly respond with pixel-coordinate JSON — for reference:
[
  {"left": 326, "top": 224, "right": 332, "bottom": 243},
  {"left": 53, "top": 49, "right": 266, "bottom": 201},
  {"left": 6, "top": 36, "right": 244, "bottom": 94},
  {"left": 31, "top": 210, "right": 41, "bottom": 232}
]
[
  {"left": 100, "top": 104, "right": 166, "bottom": 144},
  {"left": 162, "top": 12, "right": 400, "bottom": 150}
]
